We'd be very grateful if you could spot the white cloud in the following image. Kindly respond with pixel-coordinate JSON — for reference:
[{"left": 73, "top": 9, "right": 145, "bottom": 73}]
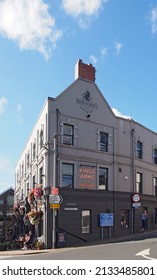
[
  {"left": 112, "top": 108, "right": 132, "bottom": 120},
  {"left": 62, "top": 0, "right": 104, "bottom": 17},
  {"left": 114, "top": 40, "right": 123, "bottom": 55},
  {"left": 0, "top": 0, "right": 62, "bottom": 60},
  {"left": 0, "top": 97, "right": 7, "bottom": 114},
  {"left": 101, "top": 46, "right": 108, "bottom": 57},
  {"left": 150, "top": 6, "right": 157, "bottom": 34},
  {"left": 61, "top": 0, "right": 108, "bottom": 29},
  {"left": 90, "top": 55, "right": 98, "bottom": 64}
]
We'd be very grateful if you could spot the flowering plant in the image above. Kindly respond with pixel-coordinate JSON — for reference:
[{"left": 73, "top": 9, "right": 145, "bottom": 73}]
[
  {"left": 27, "top": 210, "right": 43, "bottom": 225},
  {"left": 33, "top": 184, "right": 43, "bottom": 199},
  {"left": 35, "top": 239, "right": 44, "bottom": 250},
  {"left": 28, "top": 185, "right": 43, "bottom": 204},
  {"left": 28, "top": 190, "right": 35, "bottom": 204}
]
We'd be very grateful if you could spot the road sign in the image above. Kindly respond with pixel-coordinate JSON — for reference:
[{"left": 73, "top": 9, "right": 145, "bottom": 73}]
[
  {"left": 100, "top": 213, "right": 114, "bottom": 227},
  {"left": 50, "top": 203, "right": 60, "bottom": 209},
  {"left": 132, "top": 193, "right": 141, "bottom": 203},
  {"left": 51, "top": 187, "right": 59, "bottom": 195},
  {"left": 49, "top": 195, "right": 63, "bottom": 204},
  {"left": 132, "top": 202, "right": 141, "bottom": 208}
]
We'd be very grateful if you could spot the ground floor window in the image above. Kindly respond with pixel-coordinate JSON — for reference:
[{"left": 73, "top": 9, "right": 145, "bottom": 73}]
[
  {"left": 81, "top": 210, "right": 91, "bottom": 233},
  {"left": 120, "top": 209, "right": 129, "bottom": 229}
]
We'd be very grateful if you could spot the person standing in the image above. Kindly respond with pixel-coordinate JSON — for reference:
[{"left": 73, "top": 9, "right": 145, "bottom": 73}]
[{"left": 141, "top": 209, "right": 148, "bottom": 231}]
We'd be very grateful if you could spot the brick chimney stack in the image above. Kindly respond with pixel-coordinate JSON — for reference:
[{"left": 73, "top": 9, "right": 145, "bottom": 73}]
[{"left": 75, "top": 59, "right": 96, "bottom": 82}]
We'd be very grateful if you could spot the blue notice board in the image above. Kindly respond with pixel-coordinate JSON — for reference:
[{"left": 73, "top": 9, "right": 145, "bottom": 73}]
[{"left": 100, "top": 213, "right": 114, "bottom": 227}]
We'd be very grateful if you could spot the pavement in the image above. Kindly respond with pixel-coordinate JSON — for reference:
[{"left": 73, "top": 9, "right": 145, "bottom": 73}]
[
  {"left": 0, "top": 248, "right": 54, "bottom": 256},
  {"left": 0, "top": 229, "right": 156, "bottom": 256}
]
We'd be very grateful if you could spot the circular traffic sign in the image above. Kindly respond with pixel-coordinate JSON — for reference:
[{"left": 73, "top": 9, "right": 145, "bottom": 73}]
[{"left": 132, "top": 193, "right": 141, "bottom": 203}]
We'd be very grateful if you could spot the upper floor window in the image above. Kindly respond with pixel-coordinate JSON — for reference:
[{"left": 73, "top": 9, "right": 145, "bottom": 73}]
[
  {"left": 26, "top": 153, "right": 30, "bottom": 169},
  {"left": 153, "top": 148, "right": 157, "bottom": 164},
  {"left": 99, "top": 167, "right": 108, "bottom": 190},
  {"left": 33, "top": 142, "right": 36, "bottom": 160},
  {"left": 39, "top": 167, "right": 43, "bottom": 185},
  {"left": 63, "top": 124, "right": 74, "bottom": 145},
  {"left": 135, "top": 141, "right": 143, "bottom": 159},
  {"left": 136, "top": 172, "right": 143, "bottom": 193},
  {"left": 154, "top": 177, "right": 157, "bottom": 196},
  {"left": 62, "top": 163, "right": 74, "bottom": 188},
  {"left": 40, "top": 130, "right": 44, "bottom": 149},
  {"left": 99, "top": 132, "right": 108, "bottom": 152}
]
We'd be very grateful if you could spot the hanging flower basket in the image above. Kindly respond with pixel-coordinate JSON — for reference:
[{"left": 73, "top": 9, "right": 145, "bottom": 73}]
[
  {"left": 27, "top": 210, "right": 43, "bottom": 225},
  {"left": 33, "top": 185, "right": 43, "bottom": 199},
  {"left": 28, "top": 190, "right": 35, "bottom": 204}
]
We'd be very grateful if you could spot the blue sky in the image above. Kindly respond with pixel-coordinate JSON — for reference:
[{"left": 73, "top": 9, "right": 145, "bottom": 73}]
[{"left": 1, "top": 0, "right": 157, "bottom": 193}]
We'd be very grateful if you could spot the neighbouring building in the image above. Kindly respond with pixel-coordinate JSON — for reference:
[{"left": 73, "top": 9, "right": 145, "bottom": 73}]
[
  {"left": 0, "top": 188, "right": 14, "bottom": 240},
  {"left": 15, "top": 59, "right": 157, "bottom": 248}
]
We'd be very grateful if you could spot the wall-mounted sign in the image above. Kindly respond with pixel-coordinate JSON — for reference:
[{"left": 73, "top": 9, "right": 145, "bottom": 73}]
[
  {"left": 78, "top": 165, "right": 96, "bottom": 189},
  {"left": 76, "top": 90, "right": 97, "bottom": 115},
  {"left": 100, "top": 213, "right": 114, "bottom": 227}
]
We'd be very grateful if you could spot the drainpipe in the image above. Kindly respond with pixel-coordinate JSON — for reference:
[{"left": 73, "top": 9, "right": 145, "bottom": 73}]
[{"left": 131, "top": 128, "right": 135, "bottom": 234}]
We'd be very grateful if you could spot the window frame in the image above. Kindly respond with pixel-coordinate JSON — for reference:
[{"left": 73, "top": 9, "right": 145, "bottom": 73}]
[
  {"left": 120, "top": 209, "right": 129, "bottom": 229},
  {"left": 98, "top": 167, "right": 108, "bottom": 190},
  {"left": 136, "top": 172, "right": 143, "bottom": 194},
  {"left": 81, "top": 210, "right": 91, "bottom": 234},
  {"left": 39, "top": 166, "right": 43, "bottom": 185},
  {"left": 61, "top": 163, "right": 74, "bottom": 188},
  {"left": 154, "top": 176, "right": 157, "bottom": 196},
  {"left": 153, "top": 148, "right": 157, "bottom": 164},
  {"left": 63, "top": 124, "right": 74, "bottom": 146},
  {"left": 26, "top": 153, "right": 30, "bottom": 169},
  {"left": 33, "top": 142, "right": 36, "bottom": 160},
  {"left": 40, "top": 130, "right": 44, "bottom": 150},
  {"left": 99, "top": 132, "right": 108, "bottom": 152},
  {"left": 136, "top": 140, "right": 143, "bottom": 159}
]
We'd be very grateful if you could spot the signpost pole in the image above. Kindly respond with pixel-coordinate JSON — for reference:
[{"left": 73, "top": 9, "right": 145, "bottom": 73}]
[
  {"left": 101, "top": 227, "right": 104, "bottom": 240},
  {"left": 52, "top": 133, "right": 58, "bottom": 249},
  {"left": 109, "top": 226, "right": 112, "bottom": 239}
]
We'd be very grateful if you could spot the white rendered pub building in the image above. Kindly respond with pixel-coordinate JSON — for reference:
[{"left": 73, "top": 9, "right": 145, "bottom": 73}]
[{"left": 15, "top": 59, "right": 157, "bottom": 248}]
